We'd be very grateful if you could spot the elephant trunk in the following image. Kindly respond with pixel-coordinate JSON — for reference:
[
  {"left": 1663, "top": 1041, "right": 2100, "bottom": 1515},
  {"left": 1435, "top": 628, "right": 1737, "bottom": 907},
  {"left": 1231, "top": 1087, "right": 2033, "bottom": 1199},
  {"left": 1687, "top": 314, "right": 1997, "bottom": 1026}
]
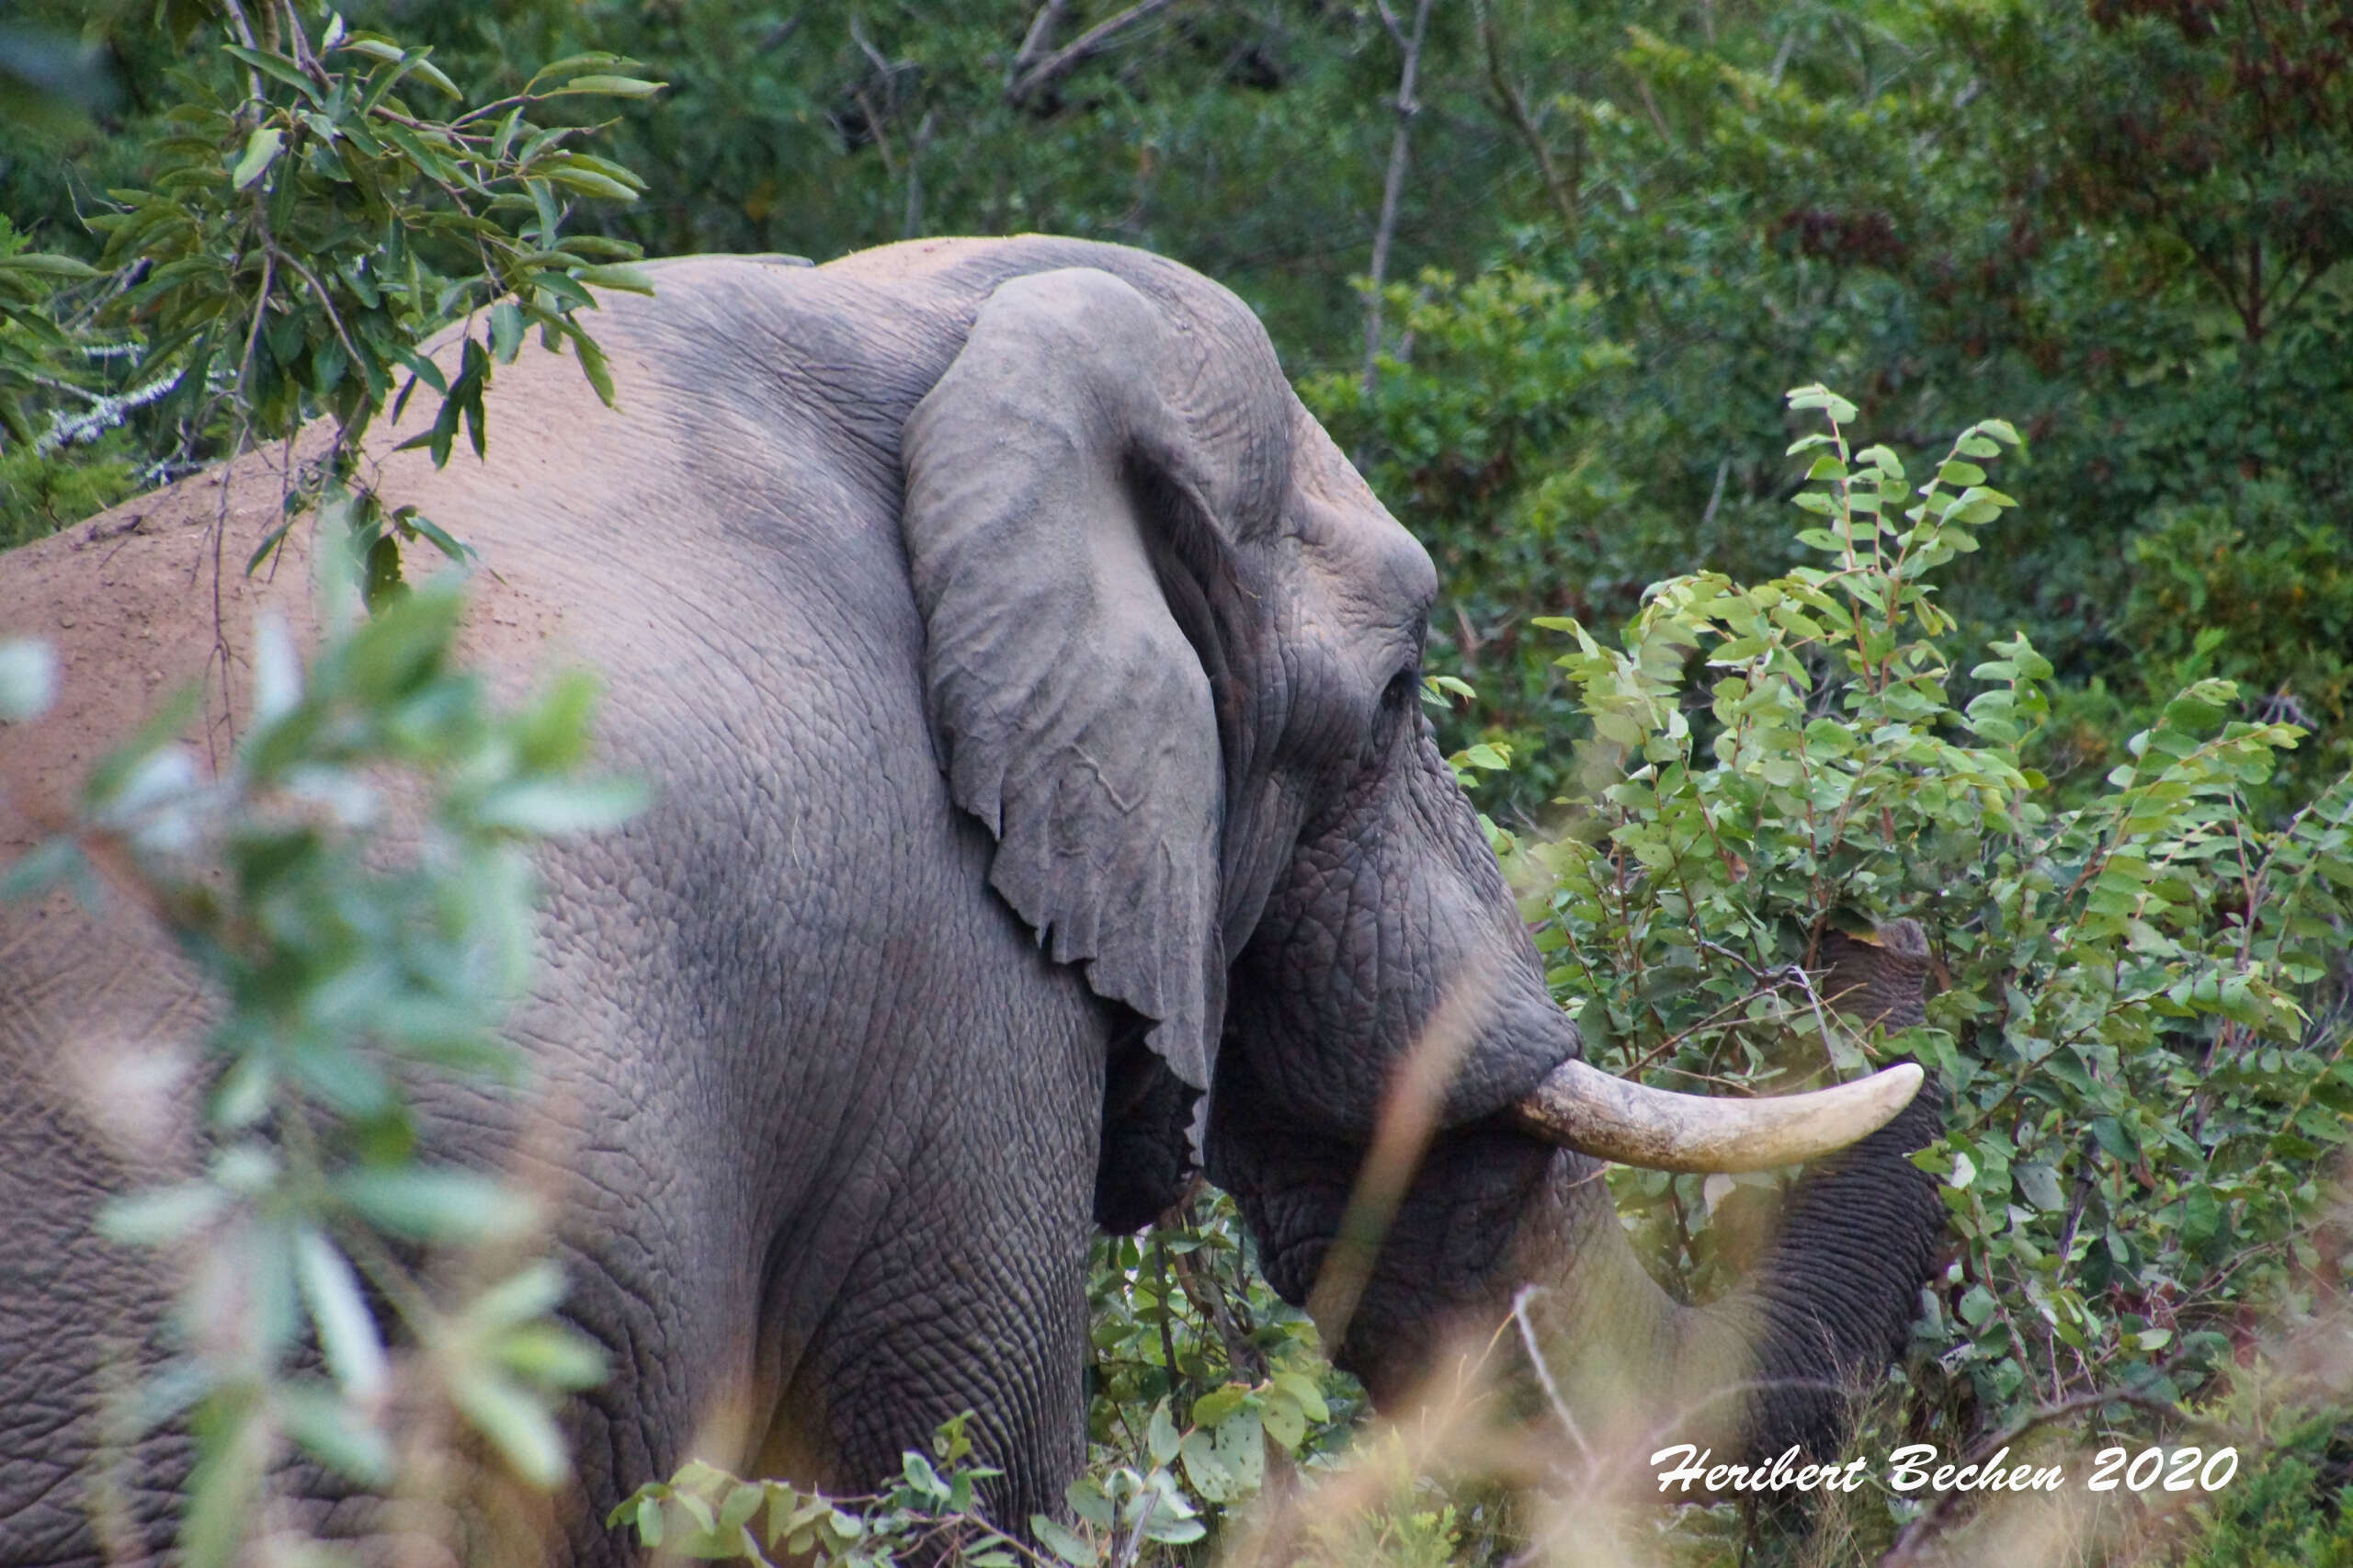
[
  {"left": 1211, "top": 923, "right": 1946, "bottom": 1465},
  {"left": 1494, "top": 924, "right": 1947, "bottom": 1470},
  {"left": 1506, "top": 1078, "right": 1946, "bottom": 1471}
]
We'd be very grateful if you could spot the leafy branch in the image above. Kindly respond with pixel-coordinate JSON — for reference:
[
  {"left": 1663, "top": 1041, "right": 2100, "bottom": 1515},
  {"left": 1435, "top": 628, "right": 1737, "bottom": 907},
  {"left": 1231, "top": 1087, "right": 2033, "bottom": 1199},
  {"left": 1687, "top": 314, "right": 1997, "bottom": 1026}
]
[{"left": 79, "top": 2, "right": 663, "bottom": 603}]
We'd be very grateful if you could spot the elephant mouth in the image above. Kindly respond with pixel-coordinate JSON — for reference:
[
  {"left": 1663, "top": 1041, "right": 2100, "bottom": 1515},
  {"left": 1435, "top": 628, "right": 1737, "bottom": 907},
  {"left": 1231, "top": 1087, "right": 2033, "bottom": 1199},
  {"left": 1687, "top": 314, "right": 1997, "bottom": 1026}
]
[{"left": 1506, "top": 1057, "right": 1926, "bottom": 1173}]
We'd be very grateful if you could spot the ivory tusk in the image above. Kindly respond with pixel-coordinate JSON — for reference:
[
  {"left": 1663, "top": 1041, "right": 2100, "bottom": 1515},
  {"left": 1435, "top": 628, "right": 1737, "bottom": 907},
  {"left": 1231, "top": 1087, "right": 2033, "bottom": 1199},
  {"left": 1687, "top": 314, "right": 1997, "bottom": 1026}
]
[{"left": 1509, "top": 1058, "right": 1926, "bottom": 1173}]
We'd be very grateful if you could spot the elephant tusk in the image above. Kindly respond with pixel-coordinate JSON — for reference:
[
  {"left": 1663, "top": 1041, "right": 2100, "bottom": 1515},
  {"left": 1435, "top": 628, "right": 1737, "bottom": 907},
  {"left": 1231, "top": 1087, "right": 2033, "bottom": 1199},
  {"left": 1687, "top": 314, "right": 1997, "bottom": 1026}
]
[{"left": 1509, "top": 1059, "right": 1926, "bottom": 1173}]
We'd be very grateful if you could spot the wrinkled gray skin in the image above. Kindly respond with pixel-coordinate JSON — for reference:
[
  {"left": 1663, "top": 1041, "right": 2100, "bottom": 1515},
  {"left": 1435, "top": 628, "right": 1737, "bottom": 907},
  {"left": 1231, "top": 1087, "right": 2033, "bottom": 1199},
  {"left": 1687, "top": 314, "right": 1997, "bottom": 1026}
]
[{"left": 0, "top": 238, "right": 1942, "bottom": 1563}]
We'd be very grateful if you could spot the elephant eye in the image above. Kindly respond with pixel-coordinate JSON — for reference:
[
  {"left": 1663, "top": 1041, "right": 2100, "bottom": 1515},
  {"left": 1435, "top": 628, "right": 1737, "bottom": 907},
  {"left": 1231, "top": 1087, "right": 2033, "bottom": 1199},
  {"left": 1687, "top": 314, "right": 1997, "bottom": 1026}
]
[{"left": 1381, "top": 665, "right": 1422, "bottom": 715}]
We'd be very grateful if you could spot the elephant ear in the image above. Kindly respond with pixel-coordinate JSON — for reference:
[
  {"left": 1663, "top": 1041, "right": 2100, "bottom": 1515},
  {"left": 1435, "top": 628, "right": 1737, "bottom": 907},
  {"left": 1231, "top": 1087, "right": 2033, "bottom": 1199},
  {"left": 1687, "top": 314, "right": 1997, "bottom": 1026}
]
[{"left": 900, "top": 268, "right": 1223, "bottom": 1093}]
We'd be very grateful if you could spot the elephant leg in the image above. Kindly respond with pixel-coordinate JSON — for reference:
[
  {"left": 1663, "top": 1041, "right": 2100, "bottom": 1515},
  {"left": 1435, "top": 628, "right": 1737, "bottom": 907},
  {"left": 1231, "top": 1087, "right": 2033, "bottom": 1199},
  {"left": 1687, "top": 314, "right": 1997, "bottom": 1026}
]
[{"left": 759, "top": 1013, "right": 1105, "bottom": 1533}]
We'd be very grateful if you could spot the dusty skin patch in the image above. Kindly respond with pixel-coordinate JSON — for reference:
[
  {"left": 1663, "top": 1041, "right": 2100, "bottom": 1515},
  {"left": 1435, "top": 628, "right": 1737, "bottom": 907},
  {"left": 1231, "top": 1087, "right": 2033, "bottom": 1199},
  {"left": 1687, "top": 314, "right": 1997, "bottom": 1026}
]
[{"left": 0, "top": 314, "right": 651, "bottom": 855}]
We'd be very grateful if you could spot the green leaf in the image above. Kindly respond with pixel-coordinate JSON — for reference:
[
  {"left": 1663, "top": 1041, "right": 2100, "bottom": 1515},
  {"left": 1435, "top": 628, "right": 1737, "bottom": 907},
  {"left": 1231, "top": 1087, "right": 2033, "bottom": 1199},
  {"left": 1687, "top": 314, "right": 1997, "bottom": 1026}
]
[
  {"left": 450, "top": 1371, "right": 567, "bottom": 1487},
  {"left": 335, "top": 1166, "right": 539, "bottom": 1243},
  {"left": 472, "top": 778, "right": 649, "bottom": 835},
  {"left": 405, "top": 54, "right": 461, "bottom": 99},
  {"left": 1031, "top": 1517, "right": 1099, "bottom": 1567},
  {"left": 717, "top": 1483, "right": 765, "bottom": 1533},
  {"left": 0, "top": 639, "right": 57, "bottom": 722},
  {"left": 569, "top": 326, "right": 616, "bottom": 406},
  {"left": 1145, "top": 1400, "right": 1181, "bottom": 1466},
  {"left": 533, "top": 164, "right": 640, "bottom": 202},
  {"left": 278, "top": 1386, "right": 392, "bottom": 1483},
  {"left": 1785, "top": 383, "right": 1859, "bottom": 424},
  {"left": 293, "top": 1227, "right": 388, "bottom": 1397},
  {"left": 83, "top": 684, "right": 200, "bottom": 809},
  {"left": 336, "top": 37, "right": 405, "bottom": 65},
  {"left": 399, "top": 509, "right": 473, "bottom": 566},
  {"left": 362, "top": 529, "right": 406, "bottom": 613},
  {"left": 1189, "top": 1383, "right": 1251, "bottom": 1429},
  {"left": 2014, "top": 1163, "right": 2064, "bottom": 1212},
  {"left": 1269, "top": 1369, "right": 1329, "bottom": 1423},
  {"left": 231, "top": 126, "right": 283, "bottom": 189},
  {"left": 1147, "top": 1514, "right": 1208, "bottom": 1545},
  {"left": 1180, "top": 1407, "right": 1266, "bottom": 1501},
  {"left": 0, "top": 836, "right": 85, "bottom": 903},
  {"left": 528, "top": 51, "right": 625, "bottom": 85},
  {"left": 222, "top": 44, "right": 323, "bottom": 104},
  {"left": 1262, "top": 1388, "right": 1307, "bottom": 1450},
  {"left": 467, "top": 1262, "right": 570, "bottom": 1331},
  {"left": 180, "top": 1395, "right": 269, "bottom": 1568},
  {"left": 98, "top": 1182, "right": 228, "bottom": 1245},
  {"left": 574, "top": 263, "right": 657, "bottom": 296},
  {"left": 902, "top": 1450, "right": 948, "bottom": 1501},
  {"left": 0, "top": 251, "right": 102, "bottom": 280},
  {"left": 547, "top": 74, "right": 667, "bottom": 99},
  {"left": 1066, "top": 1479, "right": 1114, "bottom": 1528},
  {"left": 490, "top": 300, "right": 524, "bottom": 363},
  {"left": 494, "top": 1323, "right": 608, "bottom": 1390}
]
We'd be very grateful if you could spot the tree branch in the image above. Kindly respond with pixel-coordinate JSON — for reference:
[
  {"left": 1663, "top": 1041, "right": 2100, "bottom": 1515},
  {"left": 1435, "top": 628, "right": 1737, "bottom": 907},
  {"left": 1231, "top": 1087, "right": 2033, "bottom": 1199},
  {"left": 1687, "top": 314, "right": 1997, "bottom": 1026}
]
[
  {"left": 1007, "top": 0, "right": 1072, "bottom": 90},
  {"left": 1006, "top": 0, "right": 1184, "bottom": 108},
  {"left": 1474, "top": 0, "right": 1580, "bottom": 242},
  {"left": 1361, "top": 0, "right": 1437, "bottom": 392}
]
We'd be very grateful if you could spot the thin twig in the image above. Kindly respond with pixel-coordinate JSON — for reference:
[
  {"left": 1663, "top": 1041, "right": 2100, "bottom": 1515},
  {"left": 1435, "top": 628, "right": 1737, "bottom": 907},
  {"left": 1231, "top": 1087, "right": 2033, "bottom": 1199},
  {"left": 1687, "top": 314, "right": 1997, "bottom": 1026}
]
[
  {"left": 1474, "top": 0, "right": 1580, "bottom": 240},
  {"left": 904, "top": 108, "right": 936, "bottom": 237},
  {"left": 852, "top": 84, "right": 895, "bottom": 175},
  {"left": 1699, "top": 455, "right": 1731, "bottom": 528},
  {"left": 1006, "top": 0, "right": 1184, "bottom": 108},
  {"left": 273, "top": 249, "right": 367, "bottom": 373},
  {"left": 217, "top": 0, "right": 268, "bottom": 108},
  {"left": 1509, "top": 1286, "right": 1594, "bottom": 1464},
  {"left": 1007, "top": 0, "right": 1072, "bottom": 88},
  {"left": 1361, "top": 0, "right": 1437, "bottom": 392}
]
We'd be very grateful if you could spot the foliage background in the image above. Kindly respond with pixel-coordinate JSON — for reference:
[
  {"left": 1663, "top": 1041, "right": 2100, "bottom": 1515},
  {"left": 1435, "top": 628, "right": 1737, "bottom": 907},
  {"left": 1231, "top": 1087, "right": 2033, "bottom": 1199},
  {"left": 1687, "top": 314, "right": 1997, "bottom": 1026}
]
[{"left": 6, "top": 1, "right": 2353, "bottom": 1564}]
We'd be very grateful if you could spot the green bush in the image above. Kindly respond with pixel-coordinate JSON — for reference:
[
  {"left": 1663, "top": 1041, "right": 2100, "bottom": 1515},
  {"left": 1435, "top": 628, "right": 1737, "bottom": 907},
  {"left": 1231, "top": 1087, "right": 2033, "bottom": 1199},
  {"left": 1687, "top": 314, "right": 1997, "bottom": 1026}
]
[
  {"left": 1301, "top": 267, "right": 1641, "bottom": 812},
  {"left": 1520, "top": 388, "right": 2353, "bottom": 1440},
  {"left": 0, "top": 1, "right": 661, "bottom": 594},
  {"left": 2173, "top": 1415, "right": 2353, "bottom": 1568}
]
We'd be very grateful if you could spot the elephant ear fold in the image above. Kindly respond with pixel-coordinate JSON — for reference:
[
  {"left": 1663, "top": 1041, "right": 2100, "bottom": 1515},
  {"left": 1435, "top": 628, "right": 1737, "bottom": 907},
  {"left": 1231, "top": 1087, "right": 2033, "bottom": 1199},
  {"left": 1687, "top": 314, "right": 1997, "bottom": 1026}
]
[{"left": 900, "top": 268, "right": 1222, "bottom": 1093}]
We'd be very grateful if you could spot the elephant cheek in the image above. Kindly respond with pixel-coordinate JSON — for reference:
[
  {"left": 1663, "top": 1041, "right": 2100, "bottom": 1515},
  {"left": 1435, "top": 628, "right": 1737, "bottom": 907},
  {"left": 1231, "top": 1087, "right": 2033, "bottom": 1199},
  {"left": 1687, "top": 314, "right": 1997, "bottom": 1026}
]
[{"left": 1204, "top": 1046, "right": 1557, "bottom": 1401}]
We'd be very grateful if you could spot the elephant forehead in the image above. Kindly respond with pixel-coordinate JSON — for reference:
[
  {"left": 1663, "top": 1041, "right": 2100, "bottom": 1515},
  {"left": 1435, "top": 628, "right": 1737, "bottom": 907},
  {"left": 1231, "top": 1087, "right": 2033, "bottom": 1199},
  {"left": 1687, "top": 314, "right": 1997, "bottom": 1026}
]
[{"left": 1286, "top": 410, "right": 1436, "bottom": 643}]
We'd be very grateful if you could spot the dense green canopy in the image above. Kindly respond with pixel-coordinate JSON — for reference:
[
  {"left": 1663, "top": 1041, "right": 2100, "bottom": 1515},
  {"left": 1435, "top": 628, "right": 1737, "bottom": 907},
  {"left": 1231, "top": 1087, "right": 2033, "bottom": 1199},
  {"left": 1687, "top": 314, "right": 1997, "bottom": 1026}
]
[{"left": 9, "top": 1, "right": 2351, "bottom": 811}]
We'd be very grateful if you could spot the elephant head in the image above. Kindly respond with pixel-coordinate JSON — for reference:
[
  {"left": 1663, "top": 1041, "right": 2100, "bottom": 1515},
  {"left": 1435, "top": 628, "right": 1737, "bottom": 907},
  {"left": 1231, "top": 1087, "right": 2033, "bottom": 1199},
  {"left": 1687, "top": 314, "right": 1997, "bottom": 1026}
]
[{"left": 892, "top": 254, "right": 1942, "bottom": 1459}]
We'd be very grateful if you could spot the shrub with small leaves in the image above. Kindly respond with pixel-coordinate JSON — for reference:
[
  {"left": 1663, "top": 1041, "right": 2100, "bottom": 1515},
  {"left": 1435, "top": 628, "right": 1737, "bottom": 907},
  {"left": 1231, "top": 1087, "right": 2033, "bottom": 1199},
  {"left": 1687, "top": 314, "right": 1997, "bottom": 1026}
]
[
  {"left": 3, "top": 543, "right": 644, "bottom": 1567},
  {"left": 610, "top": 1416, "right": 1037, "bottom": 1567},
  {"left": 0, "top": 0, "right": 661, "bottom": 596},
  {"left": 1518, "top": 386, "right": 2353, "bottom": 1451}
]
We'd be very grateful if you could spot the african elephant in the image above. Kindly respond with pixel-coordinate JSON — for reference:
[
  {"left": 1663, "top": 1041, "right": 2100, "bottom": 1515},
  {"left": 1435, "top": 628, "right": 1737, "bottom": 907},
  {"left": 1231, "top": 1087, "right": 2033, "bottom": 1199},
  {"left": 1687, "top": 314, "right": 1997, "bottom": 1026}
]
[{"left": 0, "top": 237, "right": 1943, "bottom": 1562}]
